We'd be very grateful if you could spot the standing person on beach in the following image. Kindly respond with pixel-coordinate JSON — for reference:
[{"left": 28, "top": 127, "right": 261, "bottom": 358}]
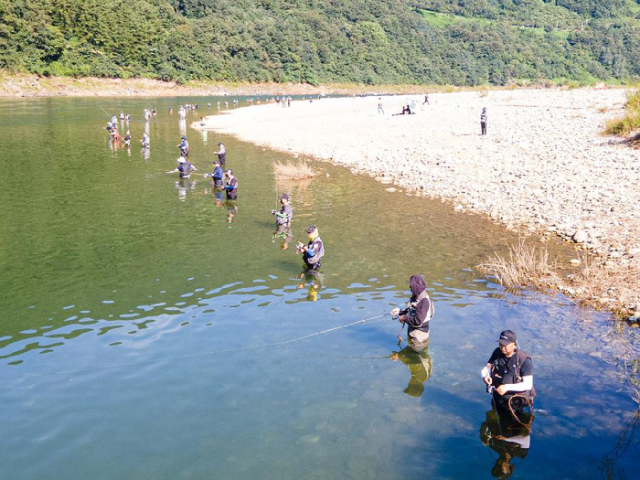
[
  {"left": 423, "top": 94, "right": 430, "bottom": 105},
  {"left": 481, "top": 108, "right": 488, "bottom": 136},
  {"left": 215, "top": 142, "right": 226, "bottom": 166},
  {"left": 224, "top": 169, "right": 238, "bottom": 200},
  {"left": 390, "top": 275, "right": 434, "bottom": 352},
  {"left": 377, "top": 97, "right": 384, "bottom": 115}
]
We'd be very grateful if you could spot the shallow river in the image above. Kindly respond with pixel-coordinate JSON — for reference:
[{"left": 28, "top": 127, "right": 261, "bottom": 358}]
[{"left": 0, "top": 97, "right": 638, "bottom": 479}]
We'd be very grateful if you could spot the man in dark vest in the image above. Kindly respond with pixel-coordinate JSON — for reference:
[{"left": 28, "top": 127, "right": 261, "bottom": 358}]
[{"left": 481, "top": 330, "right": 535, "bottom": 413}]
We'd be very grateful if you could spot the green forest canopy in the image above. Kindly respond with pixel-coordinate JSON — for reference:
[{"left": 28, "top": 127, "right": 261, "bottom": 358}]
[{"left": 0, "top": 0, "right": 638, "bottom": 86}]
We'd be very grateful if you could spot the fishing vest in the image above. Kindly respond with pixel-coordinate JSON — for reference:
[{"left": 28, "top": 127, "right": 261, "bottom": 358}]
[
  {"left": 491, "top": 349, "right": 536, "bottom": 400},
  {"left": 408, "top": 290, "right": 434, "bottom": 328}
]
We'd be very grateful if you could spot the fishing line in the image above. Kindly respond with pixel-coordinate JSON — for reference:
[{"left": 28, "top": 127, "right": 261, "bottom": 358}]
[{"left": 53, "top": 312, "right": 389, "bottom": 376}]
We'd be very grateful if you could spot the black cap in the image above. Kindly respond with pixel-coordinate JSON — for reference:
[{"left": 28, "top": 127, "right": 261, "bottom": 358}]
[
  {"left": 307, "top": 225, "right": 317, "bottom": 234},
  {"left": 496, "top": 330, "right": 517, "bottom": 345}
]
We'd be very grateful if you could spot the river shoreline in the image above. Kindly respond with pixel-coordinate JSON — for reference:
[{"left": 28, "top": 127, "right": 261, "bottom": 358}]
[
  {"left": 196, "top": 88, "right": 640, "bottom": 320},
  {"left": 0, "top": 72, "right": 442, "bottom": 98}
]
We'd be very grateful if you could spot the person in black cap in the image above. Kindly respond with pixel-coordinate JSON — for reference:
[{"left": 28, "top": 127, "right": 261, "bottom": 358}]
[
  {"left": 390, "top": 275, "right": 434, "bottom": 352},
  {"left": 296, "top": 225, "right": 324, "bottom": 270},
  {"left": 481, "top": 330, "right": 535, "bottom": 412},
  {"left": 272, "top": 193, "right": 293, "bottom": 227}
]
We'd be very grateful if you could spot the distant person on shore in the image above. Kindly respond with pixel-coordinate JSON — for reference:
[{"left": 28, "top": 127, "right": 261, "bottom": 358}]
[
  {"left": 377, "top": 97, "right": 384, "bottom": 115},
  {"left": 271, "top": 193, "right": 293, "bottom": 227},
  {"left": 392, "top": 105, "right": 412, "bottom": 116},
  {"left": 124, "top": 131, "right": 131, "bottom": 147},
  {"left": 167, "top": 157, "right": 196, "bottom": 179},
  {"left": 481, "top": 330, "right": 535, "bottom": 414},
  {"left": 141, "top": 132, "right": 150, "bottom": 149},
  {"left": 215, "top": 142, "right": 226, "bottom": 166},
  {"left": 296, "top": 225, "right": 325, "bottom": 270},
  {"left": 423, "top": 94, "right": 430, "bottom": 105},
  {"left": 204, "top": 160, "right": 224, "bottom": 188},
  {"left": 481, "top": 107, "right": 488, "bottom": 136},
  {"left": 390, "top": 275, "right": 434, "bottom": 352},
  {"left": 224, "top": 169, "right": 238, "bottom": 200}
]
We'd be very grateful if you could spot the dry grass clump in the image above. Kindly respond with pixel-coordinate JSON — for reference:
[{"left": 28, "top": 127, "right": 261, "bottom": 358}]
[
  {"left": 604, "top": 88, "right": 640, "bottom": 136},
  {"left": 273, "top": 160, "right": 317, "bottom": 181},
  {"left": 566, "top": 249, "right": 640, "bottom": 317},
  {"left": 477, "top": 238, "right": 559, "bottom": 288}
]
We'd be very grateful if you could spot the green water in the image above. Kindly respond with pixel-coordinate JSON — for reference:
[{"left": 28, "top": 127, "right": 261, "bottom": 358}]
[{"left": 0, "top": 97, "right": 638, "bottom": 479}]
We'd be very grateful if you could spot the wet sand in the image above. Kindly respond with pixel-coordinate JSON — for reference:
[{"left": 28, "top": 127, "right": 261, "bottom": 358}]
[{"left": 197, "top": 89, "right": 640, "bottom": 318}]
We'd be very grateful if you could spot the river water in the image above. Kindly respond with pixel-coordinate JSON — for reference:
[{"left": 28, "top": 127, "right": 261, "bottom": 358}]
[{"left": 0, "top": 97, "right": 637, "bottom": 479}]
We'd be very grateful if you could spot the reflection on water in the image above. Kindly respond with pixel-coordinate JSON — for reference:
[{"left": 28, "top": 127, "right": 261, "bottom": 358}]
[
  {"left": 480, "top": 407, "right": 533, "bottom": 479},
  {"left": 391, "top": 343, "right": 432, "bottom": 397},
  {"left": 0, "top": 97, "right": 638, "bottom": 479}
]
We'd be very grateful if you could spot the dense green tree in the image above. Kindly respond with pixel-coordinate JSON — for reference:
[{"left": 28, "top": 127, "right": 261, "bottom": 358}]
[{"left": 0, "top": 0, "right": 637, "bottom": 85}]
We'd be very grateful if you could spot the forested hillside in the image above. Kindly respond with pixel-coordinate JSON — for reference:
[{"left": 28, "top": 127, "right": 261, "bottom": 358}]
[{"left": 0, "top": 0, "right": 638, "bottom": 85}]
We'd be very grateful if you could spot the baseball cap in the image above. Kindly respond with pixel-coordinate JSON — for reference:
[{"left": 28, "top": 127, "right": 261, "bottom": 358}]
[
  {"left": 280, "top": 193, "right": 289, "bottom": 201},
  {"left": 307, "top": 225, "right": 317, "bottom": 234},
  {"left": 497, "top": 330, "right": 517, "bottom": 345}
]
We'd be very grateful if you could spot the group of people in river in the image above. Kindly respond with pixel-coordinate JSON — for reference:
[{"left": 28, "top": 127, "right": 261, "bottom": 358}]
[
  {"left": 389, "top": 272, "right": 534, "bottom": 477},
  {"left": 105, "top": 99, "right": 528, "bottom": 477}
]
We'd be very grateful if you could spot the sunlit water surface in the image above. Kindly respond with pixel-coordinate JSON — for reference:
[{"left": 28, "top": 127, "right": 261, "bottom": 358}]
[{"left": 0, "top": 97, "right": 638, "bottom": 479}]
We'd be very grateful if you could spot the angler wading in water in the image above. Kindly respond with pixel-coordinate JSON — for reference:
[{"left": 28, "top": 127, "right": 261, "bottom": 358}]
[
  {"left": 296, "top": 225, "right": 324, "bottom": 270},
  {"left": 390, "top": 275, "right": 434, "bottom": 352},
  {"left": 481, "top": 330, "right": 535, "bottom": 416}
]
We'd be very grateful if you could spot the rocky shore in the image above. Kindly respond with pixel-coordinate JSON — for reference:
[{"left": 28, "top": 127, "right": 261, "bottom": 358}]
[
  {"left": 0, "top": 73, "right": 424, "bottom": 97},
  {"left": 198, "top": 88, "right": 640, "bottom": 320}
]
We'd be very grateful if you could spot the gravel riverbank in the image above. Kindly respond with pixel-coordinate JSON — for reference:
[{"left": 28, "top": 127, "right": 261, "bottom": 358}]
[{"left": 198, "top": 88, "right": 640, "bottom": 319}]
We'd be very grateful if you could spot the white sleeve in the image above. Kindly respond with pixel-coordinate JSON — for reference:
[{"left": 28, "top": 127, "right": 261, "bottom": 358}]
[{"left": 506, "top": 375, "right": 533, "bottom": 392}]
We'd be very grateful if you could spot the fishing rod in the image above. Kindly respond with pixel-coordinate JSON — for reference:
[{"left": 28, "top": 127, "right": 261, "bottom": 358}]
[{"left": 52, "top": 311, "right": 391, "bottom": 376}]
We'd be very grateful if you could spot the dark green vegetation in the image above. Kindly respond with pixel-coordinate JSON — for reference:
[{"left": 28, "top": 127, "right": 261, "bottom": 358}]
[{"left": 0, "top": 0, "right": 638, "bottom": 85}]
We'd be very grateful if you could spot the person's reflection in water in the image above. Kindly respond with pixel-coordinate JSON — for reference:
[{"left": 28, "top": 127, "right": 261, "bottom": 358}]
[
  {"left": 176, "top": 178, "right": 196, "bottom": 202},
  {"left": 273, "top": 224, "right": 293, "bottom": 250},
  {"left": 296, "top": 268, "right": 324, "bottom": 302},
  {"left": 226, "top": 200, "right": 238, "bottom": 225},
  {"left": 390, "top": 342, "right": 432, "bottom": 397},
  {"left": 480, "top": 407, "right": 533, "bottom": 479},
  {"left": 214, "top": 187, "right": 224, "bottom": 207}
]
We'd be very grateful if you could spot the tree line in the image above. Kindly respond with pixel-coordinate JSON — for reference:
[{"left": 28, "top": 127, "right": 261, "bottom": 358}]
[{"left": 0, "top": 0, "right": 637, "bottom": 85}]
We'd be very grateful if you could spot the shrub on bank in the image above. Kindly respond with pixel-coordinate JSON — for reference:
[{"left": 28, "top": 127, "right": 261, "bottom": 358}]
[{"left": 604, "top": 89, "right": 640, "bottom": 136}]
